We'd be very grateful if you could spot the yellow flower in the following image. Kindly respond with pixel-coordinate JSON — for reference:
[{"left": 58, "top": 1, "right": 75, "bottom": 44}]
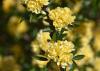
[
  {"left": 31, "top": 40, "right": 40, "bottom": 54},
  {"left": 72, "top": 0, "right": 82, "bottom": 13},
  {"left": 16, "top": 20, "right": 28, "bottom": 36},
  {"left": 2, "top": 0, "right": 16, "bottom": 13},
  {"left": 47, "top": 40, "right": 74, "bottom": 68},
  {"left": 26, "top": 0, "right": 49, "bottom": 14},
  {"left": 66, "top": 20, "right": 94, "bottom": 45},
  {"left": 74, "top": 21, "right": 95, "bottom": 66},
  {"left": 33, "top": 31, "right": 75, "bottom": 68},
  {"left": 75, "top": 45, "right": 94, "bottom": 66},
  {"left": 8, "top": 16, "right": 28, "bottom": 37},
  {"left": 48, "top": 7, "right": 75, "bottom": 29},
  {"left": 78, "top": 21, "right": 94, "bottom": 46},
  {"left": 37, "top": 30, "right": 51, "bottom": 51},
  {"left": 16, "top": 0, "right": 26, "bottom": 13}
]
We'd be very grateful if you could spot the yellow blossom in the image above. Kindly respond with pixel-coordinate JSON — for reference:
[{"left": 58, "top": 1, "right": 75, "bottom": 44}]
[
  {"left": 37, "top": 30, "right": 51, "bottom": 51},
  {"left": 2, "top": 0, "right": 16, "bottom": 13},
  {"left": 31, "top": 40, "right": 40, "bottom": 54},
  {"left": 78, "top": 21, "right": 94, "bottom": 46},
  {"left": 47, "top": 40, "right": 74, "bottom": 68},
  {"left": 8, "top": 16, "right": 28, "bottom": 37},
  {"left": 72, "top": 1, "right": 82, "bottom": 13},
  {"left": 74, "top": 21, "right": 95, "bottom": 66},
  {"left": 26, "top": 0, "right": 49, "bottom": 14},
  {"left": 16, "top": 0, "right": 26, "bottom": 13},
  {"left": 66, "top": 20, "right": 94, "bottom": 45},
  {"left": 48, "top": 7, "right": 75, "bottom": 29},
  {"left": 16, "top": 20, "right": 28, "bottom": 37},
  {"left": 75, "top": 45, "right": 94, "bottom": 66}
]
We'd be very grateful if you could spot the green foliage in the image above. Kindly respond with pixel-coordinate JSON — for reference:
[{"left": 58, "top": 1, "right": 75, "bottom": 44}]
[
  {"left": 70, "top": 61, "right": 78, "bottom": 71},
  {"left": 73, "top": 55, "right": 85, "bottom": 60},
  {"left": 34, "top": 55, "right": 48, "bottom": 61}
]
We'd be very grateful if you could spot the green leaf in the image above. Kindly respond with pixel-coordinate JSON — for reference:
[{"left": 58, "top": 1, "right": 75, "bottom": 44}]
[
  {"left": 96, "top": 51, "right": 100, "bottom": 57},
  {"left": 60, "top": 28, "right": 68, "bottom": 34},
  {"left": 72, "top": 34, "right": 82, "bottom": 55},
  {"left": 32, "top": 28, "right": 38, "bottom": 38},
  {"left": 35, "top": 55, "right": 48, "bottom": 61},
  {"left": 73, "top": 55, "right": 84, "bottom": 60},
  {"left": 43, "top": 28, "right": 53, "bottom": 32},
  {"left": 69, "top": 61, "right": 77, "bottom": 71},
  {"left": 52, "top": 32, "right": 57, "bottom": 41}
]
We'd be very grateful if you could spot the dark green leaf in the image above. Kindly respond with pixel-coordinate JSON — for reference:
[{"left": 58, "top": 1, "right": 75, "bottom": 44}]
[
  {"left": 52, "top": 33, "right": 57, "bottom": 41},
  {"left": 35, "top": 55, "right": 48, "bottom": 61},
  {"left": 96, "top": 51, "right": 100, "bottom": 57},
  {"left": 70, "top": 60, "right": 78, "bottom": 71},
  {"left": 60, "top": 28, "right": 68, "bottom": 34},
  {"left": 73, "top": 55, "right": 84, "bottom": 60},
  {"left": 43, "top": 28, "right": 53, "bottom": 32}
]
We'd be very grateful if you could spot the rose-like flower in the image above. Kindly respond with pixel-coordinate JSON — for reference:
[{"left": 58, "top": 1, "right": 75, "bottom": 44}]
[
  {"left": 26, "top": 0, "right": 49, "bottom": 14},
  {"left": 49, "top": 7, "right": 75, "bottom": 29},
  {"left": 47, "top": 40, "right": 75, "bottom": 68}
]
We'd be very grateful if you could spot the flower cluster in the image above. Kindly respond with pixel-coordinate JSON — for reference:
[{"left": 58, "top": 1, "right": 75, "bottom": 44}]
[
  {"left": 24, "top": 0, "right": 76, "bottom": 30},
  {"left": 48, "top": 7, "right": 76, "bottom": 29},
  {"left": 26, "top": 0, "right": 49, "bottom": 14},
  {"left": 47, "top": 40, "right": 74, "bottom": 68},
  {"left": 37, "top": 30, "right": 51, "bottom": 51},
  {"left": 35, "top": 30, "right": 75, "bottom": 68}
]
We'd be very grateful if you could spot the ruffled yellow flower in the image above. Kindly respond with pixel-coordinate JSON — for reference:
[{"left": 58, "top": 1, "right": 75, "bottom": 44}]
[
  {"left": 48, "top": 7, "right": 75, "bottom": 29},
  {"left": 47, "top": 40, "right": 74, "bottom": 68},
  {"left": 26, "top": 0, "right": 49, "bottom": 14},
  {"left": 37, "top": 30, "right": 51, "bottom": 51}
]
